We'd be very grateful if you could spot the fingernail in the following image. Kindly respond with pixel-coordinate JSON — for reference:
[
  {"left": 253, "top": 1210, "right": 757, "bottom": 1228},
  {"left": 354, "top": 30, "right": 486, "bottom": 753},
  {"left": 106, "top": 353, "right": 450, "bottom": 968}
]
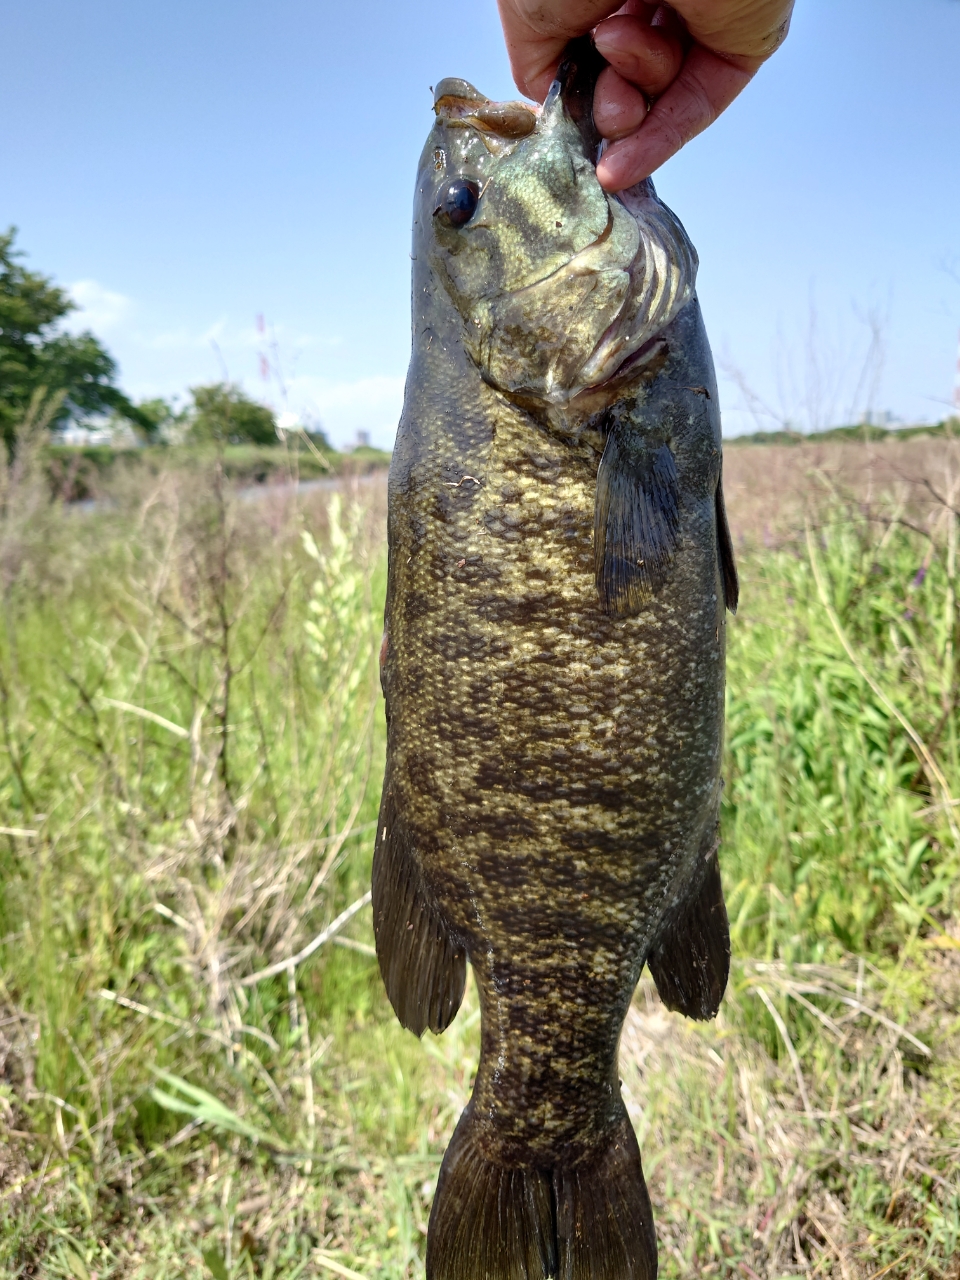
[{"left": 597, "top": 147, "right": 649, "bottom": 193}]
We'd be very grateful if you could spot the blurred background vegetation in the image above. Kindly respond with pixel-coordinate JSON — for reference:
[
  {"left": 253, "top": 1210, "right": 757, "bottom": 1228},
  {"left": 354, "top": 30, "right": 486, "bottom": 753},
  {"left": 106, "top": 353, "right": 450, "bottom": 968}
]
[
  {"left": 1, "top": 229, "right": 390, "bottom": 505},
  {"left": 1, "top": 232, "right": 960, "bottom": 1280}
]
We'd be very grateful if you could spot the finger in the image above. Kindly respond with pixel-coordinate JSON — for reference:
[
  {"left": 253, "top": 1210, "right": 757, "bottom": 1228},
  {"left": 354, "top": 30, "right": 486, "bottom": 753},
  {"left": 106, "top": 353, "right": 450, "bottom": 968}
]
[
  {"left": 595, "top": 43, "right": 755, "bottom": 190},
  {"left": 616, "top": 0, "right": 662, "bottom": 21},
  {"left": 593, "top": 14, "right": 684, "bottom": 100},
  {"left": 666, "top": 0, "right": 794, "bottom": 61},
  {"left": 497, "top": 0, "right": 626, "bottom": 100},
  {"left": 649, "top": 3, "right": 687, "bottom": 41},
  {"left": 593, "top": 66, "right": 649, "bottom": 142},
  {"left": 500, "top": 31, "right": 571, "bottom": 101}
]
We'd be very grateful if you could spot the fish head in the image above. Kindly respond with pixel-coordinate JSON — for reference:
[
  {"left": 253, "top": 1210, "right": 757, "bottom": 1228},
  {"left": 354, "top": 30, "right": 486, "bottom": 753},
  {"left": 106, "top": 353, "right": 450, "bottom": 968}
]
[{"left": 416, "top": 46, "right": 698, "bottom": 406}]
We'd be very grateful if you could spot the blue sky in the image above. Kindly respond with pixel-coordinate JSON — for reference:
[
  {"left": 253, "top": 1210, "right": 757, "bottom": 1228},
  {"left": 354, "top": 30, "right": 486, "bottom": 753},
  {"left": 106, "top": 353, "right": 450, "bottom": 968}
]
[{"left": 2, "top": 0, "right": 959, "bottom": 447}]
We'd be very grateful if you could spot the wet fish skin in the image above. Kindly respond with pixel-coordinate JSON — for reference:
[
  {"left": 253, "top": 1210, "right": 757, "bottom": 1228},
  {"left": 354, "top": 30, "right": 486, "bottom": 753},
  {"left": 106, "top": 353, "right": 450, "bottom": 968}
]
[{"left": 374, "top": 42, "right": 737, "bottom": 1280}]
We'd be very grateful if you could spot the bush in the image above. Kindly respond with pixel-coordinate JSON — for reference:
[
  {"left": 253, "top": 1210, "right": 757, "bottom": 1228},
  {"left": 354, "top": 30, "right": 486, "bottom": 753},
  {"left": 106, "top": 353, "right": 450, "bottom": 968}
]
[{"left": 188, "top": 381, "right": 278, "bottom": 445}]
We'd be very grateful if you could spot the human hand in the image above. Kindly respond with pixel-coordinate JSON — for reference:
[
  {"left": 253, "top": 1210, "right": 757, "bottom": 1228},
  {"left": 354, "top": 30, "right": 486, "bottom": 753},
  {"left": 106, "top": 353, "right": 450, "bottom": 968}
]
[{"left": 496, "top": 0, "right": 794, "bottom": 190}]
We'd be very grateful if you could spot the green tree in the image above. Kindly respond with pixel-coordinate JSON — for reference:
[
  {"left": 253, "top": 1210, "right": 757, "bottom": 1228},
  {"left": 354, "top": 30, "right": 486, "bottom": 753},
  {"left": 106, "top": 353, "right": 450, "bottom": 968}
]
[
  {"left": 0, "top": 227, "right": 149, "bottom": 450},
  {"left": 135, "top": 396, "right": 184, "bottom": 438},
  {"left": 188, "top": 383, "right": 278, "bottom": 445}
]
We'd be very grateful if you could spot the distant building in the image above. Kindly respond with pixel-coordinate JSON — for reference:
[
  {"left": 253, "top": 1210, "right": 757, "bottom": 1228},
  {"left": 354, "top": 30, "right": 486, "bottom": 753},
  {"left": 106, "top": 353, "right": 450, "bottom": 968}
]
[
  {"left": 55, "top": 415, "right": 141, "bottom": 448},
  {"left": 354, "top": 430, "right": 370, "bottom": 449},
  {"left": 57, "top": 423, "right": 114, "bottom": 446}
]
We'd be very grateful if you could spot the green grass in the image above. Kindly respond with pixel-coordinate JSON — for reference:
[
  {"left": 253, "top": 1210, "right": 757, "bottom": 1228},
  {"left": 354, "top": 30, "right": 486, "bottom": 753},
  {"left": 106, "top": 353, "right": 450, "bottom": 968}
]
[{"left": 1, "top": 413, "right": 959, "bottom": 1278}]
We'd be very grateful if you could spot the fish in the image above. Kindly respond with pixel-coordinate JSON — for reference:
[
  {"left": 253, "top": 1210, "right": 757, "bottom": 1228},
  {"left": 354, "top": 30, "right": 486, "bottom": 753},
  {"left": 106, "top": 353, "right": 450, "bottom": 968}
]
[{"left": 373, "top": 37, "right": 739, "bottom": 1280}]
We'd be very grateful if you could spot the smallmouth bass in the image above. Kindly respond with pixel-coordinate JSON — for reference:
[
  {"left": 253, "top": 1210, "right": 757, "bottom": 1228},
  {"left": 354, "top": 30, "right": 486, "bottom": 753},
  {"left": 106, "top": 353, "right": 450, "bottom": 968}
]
[{"left": 373, "top": 39, "right": 739, "bottom": 1280}]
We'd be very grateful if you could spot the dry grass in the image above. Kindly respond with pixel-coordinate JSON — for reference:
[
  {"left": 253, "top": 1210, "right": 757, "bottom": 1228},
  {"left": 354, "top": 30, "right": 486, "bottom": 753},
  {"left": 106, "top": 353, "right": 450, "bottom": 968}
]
[
  {"left": 626, "top": 957, "right": 960, "bottom": 1278},
  {"left": 724, "top": 433, "right": 960, "bottom": 550}
]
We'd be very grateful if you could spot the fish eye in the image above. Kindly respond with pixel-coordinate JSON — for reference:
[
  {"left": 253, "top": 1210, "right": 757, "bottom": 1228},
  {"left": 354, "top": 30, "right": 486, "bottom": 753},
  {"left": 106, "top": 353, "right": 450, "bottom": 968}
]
[{"left": 434, "top": 178, "right": 480, "bottom": 228}]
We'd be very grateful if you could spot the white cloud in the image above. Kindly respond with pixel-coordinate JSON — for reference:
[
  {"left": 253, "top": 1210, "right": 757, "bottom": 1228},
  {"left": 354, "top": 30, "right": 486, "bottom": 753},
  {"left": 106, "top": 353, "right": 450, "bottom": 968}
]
[
  {"left": 66, "top": 279, "right": 133, "bottom": 333},
  {"left": 140, "top": 328, "right": 201, "bottom": 351},
  {"left": 285, "top": 374, "right": 405, "bottom": 450}
]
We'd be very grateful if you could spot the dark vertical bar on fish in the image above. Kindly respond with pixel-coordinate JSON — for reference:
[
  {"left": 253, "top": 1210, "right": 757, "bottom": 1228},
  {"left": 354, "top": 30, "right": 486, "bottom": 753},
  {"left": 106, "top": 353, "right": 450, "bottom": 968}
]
[{"left": 373, "top": 38, "right": 739, "bottom": 1280}]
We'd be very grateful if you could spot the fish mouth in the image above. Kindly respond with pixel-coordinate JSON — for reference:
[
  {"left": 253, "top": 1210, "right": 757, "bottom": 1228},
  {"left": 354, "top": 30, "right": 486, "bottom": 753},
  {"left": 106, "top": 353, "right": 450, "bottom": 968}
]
[
  {"left": 580, "top": 329, "right": 668, "bottom": 397},
  {"left": 578, "top": 308, "right": 635, "bottom": 388}
]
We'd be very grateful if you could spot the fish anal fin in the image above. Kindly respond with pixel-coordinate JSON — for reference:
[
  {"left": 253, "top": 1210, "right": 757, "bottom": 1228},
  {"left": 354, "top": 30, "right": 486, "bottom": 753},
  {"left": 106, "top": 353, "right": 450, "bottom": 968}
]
[
  {"left": 426, "top": 1106, "right": 657, "bottom": 1280},
  {"left": 372, "top": 790, "right": 466, "bottom": 1036},
  {"left": 715, "top": 471, "right": 739, "bottom": 614},
  {"left": 647, "top": 848, "right": 730, "bottom": 1021},
  {"left": 594, "top": 432, "right": 681, "bottom": 617}
]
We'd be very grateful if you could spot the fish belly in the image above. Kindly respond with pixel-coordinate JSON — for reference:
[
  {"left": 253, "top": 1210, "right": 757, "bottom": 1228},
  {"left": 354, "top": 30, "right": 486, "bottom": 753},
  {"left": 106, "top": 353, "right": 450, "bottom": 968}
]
[{"left": 384, "top": 392, "right": 724, "bottom": 1163}]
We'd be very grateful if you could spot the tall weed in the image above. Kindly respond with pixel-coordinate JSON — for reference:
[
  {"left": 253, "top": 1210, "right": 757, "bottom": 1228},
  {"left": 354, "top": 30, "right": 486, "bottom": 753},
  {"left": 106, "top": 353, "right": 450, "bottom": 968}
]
[{"left": 724, "top": 505, "right": 960, "bottom": 963}]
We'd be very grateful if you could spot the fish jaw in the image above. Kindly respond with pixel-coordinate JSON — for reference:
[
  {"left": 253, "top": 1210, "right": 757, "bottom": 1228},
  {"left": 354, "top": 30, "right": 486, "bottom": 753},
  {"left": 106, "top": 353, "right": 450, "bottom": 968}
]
[
  {"left": 461, "top": 184, "right": 698, "bottom": 405},
  {"left": 422, "top": 73, "right": 698, "bottom": 407}
]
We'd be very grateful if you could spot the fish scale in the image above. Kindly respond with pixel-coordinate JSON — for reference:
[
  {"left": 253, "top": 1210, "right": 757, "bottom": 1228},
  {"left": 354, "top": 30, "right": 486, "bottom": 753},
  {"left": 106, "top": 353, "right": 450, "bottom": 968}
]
[{"left": 374, "top": 37, "right": 738, "bottom": 1280}]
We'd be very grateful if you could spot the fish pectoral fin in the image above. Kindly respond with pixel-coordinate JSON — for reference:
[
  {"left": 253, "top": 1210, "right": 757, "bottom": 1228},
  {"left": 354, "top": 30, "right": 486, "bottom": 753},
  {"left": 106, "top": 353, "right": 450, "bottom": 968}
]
[
  {"left": 594, "top": 433, "right": 681, "bottom": 616},
  {"left": 427, "top": 1105, "right": 656, "bottom": 1280},
  {"left": 716, "top": 468, "right": 739, "bottom": 614},
  {"left": 372, "top": 790, "right": 466, "bottom": 1037},
  {"left": 646, "top": 846, "right": 730, "bottom": 1021}
]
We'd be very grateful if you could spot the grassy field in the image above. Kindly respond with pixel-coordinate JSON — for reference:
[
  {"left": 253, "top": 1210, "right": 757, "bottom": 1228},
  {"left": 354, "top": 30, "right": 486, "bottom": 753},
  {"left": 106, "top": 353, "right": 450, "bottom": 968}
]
[
  {"left": 1, "top": 405, "right": 959, "bottom": 1279},
  {"left": 43, "top": 438, "right": 393, "bottom": 504}
]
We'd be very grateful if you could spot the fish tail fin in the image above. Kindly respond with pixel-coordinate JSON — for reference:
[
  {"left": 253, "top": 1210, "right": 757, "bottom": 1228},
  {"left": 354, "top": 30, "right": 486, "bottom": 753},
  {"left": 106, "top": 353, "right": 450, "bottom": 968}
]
[
  {"left": 372, "top": 787, "right": 466, "bottom": 1036},
  {"left": 647, "top": 848, "right": 730, "bottom": 1021},
  {"left": 426, "top": 1106, "right": 657, "bottom": 1279}
]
